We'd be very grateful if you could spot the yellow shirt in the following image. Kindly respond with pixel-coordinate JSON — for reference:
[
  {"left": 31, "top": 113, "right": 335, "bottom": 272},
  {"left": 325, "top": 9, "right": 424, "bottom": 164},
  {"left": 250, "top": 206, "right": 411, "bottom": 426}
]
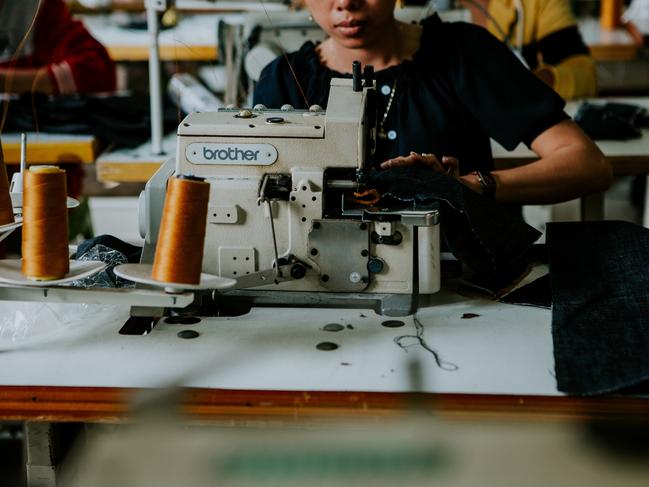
[{"left": 486, "top": 0, "right": 597, "bottom": 99}]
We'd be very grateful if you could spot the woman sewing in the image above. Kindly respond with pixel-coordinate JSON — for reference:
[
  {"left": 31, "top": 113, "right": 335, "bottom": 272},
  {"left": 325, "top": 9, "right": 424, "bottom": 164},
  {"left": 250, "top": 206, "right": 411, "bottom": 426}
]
[{"left": 253, "top": 0, "right": 611, "bottom": 205}]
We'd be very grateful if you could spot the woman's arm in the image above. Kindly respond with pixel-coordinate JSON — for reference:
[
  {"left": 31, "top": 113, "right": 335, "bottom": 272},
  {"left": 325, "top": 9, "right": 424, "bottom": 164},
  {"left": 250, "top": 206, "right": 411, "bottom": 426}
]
[{"left": 461, "top": 119, "right": 613, "bottom": 204}]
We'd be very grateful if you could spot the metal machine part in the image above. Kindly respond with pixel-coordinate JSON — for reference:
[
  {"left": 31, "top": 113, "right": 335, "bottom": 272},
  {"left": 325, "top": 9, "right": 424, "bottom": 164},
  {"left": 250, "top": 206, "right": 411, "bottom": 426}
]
[
  {"left": 307, "top": 220, "right": 370, "bottom": 292},
  {"left": 135, "top": 76, "right": 441, "bottom": 317}
]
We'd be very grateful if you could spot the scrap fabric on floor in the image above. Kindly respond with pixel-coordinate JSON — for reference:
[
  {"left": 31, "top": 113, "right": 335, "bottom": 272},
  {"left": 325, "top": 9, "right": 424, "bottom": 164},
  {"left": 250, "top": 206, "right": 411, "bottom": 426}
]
[{"left": 547, "top": 220, "right": 649, "bottom": 395}]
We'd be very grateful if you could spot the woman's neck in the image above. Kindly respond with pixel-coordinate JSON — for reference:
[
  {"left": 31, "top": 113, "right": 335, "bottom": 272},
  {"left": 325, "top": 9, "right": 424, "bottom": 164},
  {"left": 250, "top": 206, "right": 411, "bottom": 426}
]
[{"left": 317, "top": 21, "right": 421, "bottom": 74}]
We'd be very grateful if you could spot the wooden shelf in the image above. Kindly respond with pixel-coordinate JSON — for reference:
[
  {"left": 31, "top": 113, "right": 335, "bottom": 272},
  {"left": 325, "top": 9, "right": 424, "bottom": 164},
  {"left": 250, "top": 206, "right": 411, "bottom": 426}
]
[{"left": 2, "top": 133, "right": 99, "bottom": 165}]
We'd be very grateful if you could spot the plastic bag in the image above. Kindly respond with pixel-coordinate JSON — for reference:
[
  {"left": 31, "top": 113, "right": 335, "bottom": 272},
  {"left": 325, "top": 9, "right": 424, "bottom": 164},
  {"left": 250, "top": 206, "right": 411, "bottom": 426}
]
[
  {"left": 0, "top": 302, "right": 127, "bottom": 351},
  {"left": 71, "top": 243, "right": 135, "bottom": 288}
]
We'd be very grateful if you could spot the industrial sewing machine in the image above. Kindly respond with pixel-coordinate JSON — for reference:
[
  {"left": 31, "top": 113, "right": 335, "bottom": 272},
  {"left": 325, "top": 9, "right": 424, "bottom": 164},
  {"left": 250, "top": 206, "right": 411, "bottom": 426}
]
[
  {"left": 0, "top": 67, "right": 439, "bottom": 319},
  {"left": 138, "top": 66, "right": 440, "bottom": 317}
]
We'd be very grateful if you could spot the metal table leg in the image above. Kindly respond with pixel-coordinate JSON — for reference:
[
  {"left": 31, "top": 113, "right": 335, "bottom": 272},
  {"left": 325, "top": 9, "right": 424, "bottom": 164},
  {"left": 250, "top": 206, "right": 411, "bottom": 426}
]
[{"left": 25, "top": 422, "right": 59, "bottom": 487}]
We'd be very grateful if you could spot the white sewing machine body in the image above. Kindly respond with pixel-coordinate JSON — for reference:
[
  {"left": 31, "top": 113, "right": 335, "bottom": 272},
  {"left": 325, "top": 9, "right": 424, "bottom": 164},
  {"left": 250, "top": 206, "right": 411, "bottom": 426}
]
[{"left": 140, "top": 77, "right": 440, "bottom": 316}]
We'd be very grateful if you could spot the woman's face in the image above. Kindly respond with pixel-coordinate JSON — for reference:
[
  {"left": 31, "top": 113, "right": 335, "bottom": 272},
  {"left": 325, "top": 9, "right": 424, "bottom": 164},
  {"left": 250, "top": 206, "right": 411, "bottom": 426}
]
[{"left": 304, "top": 0, "right": 397, "bottom": 49}]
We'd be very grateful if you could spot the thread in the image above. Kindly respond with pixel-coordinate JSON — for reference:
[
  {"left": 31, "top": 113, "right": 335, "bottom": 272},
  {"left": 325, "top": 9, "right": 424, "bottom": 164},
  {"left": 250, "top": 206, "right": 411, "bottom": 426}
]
[
  {"left": 152, "top": 175, "right": 210, "bottom": 285},
  {"left": 22, "top": 166, "right": 69, "bottom": 280},
  {"left": 600, "top": 0, "right": 622, "bottom": 29},
  {"left": 0, "top": 158, "right": 13, "bottom": 226}
]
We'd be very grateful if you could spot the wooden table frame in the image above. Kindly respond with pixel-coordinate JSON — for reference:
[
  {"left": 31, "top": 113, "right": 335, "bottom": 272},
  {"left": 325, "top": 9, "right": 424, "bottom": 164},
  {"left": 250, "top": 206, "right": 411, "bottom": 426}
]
[{"left": 1, "top": 386, "right": 648, "bottom": 424}]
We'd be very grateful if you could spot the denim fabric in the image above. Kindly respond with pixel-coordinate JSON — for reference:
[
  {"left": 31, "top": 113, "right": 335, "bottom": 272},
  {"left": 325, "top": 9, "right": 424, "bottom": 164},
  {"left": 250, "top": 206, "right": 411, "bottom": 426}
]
[
  {"left": 548, "top": 221, "right": 649, "bottom": 395},
  {"left": 499, "top": 273, "right": 552, "bottom": 309},
  {"left": 368, "top": 167, "right": 541, "bottom": 289}
]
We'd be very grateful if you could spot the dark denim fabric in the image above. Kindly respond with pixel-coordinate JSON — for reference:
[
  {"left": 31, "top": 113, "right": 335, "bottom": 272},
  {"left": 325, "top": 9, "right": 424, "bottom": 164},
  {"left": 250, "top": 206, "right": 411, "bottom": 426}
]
[
  {"left": 368, "top": 167, "right": 541, "bottom": 289},
  {"left": 548, "top": 221, "right": 649, "bottom": 395},
  {"left": 574, "top": 102, "right": 649, "bottom": 141},
  {"left": 499, "top": 273, "right": 552, "bottom": 309}
]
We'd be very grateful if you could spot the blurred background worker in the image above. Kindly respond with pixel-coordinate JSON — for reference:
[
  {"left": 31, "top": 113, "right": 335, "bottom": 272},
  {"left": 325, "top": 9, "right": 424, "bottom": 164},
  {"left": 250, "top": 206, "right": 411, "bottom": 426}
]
[
  {"left": 455, "top": 0, "right": 597, "bottom": 100},
  {"left": 0, "top": 0, "right": 117, "bottom": 244},
  {"left": 0, "top": 0, "right": 116, "bottom": 95}
]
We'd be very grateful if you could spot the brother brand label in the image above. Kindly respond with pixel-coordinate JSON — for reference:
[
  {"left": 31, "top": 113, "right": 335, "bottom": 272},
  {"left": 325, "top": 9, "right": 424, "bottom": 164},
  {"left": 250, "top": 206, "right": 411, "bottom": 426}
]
[{"left": 186, "top": 143, "right": 278, "bottom": 165}]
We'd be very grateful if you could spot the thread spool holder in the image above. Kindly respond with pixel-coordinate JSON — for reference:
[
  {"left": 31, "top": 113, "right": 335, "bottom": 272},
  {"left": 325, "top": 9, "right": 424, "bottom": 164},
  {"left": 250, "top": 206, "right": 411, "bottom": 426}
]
[
  {"left": 113, "top": 263, "right": 237, "bottom": 292},
  {"left": 0, "top": 260, "right": 106, "bottom": 287},
  {"left": 0, "top": 219, "right": 23, "bottom": 242},
  {"left": 8, "top": 134, "right": 80, "bottom": 215},
  {"left": 1, "top": 134, "right": 26, "bottom": 241}
]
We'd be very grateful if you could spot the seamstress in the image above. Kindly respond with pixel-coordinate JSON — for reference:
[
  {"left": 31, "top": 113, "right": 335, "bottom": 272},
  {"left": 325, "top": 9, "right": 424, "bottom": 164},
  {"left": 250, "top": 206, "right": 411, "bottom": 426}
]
[
  {"left": 457, "top": 0, "right": 597, "bottom": 100},
  {"left": 254, "top": 0, "right": 611, "bottom": 204},
  {"left": 0, "top": 0, "right": 116, "bottom": 95}
]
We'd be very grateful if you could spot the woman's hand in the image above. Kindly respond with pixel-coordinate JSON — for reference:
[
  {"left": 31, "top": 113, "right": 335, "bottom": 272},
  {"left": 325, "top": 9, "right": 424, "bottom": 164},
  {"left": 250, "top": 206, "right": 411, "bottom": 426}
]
[{"left": 380, "top": 152, "right": 460, "bottom": 178}]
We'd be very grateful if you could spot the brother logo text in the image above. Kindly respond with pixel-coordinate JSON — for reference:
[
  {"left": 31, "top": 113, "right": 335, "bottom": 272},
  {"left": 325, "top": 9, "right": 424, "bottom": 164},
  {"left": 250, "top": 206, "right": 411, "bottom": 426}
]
[{"left": 203, "top": 147, "right": 260, "bottom": 162}]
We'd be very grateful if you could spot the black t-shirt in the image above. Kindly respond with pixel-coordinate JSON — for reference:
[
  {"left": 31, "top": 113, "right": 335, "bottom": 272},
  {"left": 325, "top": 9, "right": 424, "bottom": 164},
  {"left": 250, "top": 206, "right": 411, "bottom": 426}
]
[{"left": 253, "top": 13, "right": 568, "bottom": 175}]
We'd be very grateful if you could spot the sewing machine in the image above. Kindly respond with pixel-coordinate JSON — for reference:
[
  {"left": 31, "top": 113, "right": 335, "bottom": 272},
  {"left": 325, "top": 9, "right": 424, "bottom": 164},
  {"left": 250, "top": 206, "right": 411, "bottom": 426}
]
[
  {"left": 139, "top": 68, "right": 440, "bottom": 317},
  {"left": 0, "top": 67, "right": 439, "bottom": 319}
]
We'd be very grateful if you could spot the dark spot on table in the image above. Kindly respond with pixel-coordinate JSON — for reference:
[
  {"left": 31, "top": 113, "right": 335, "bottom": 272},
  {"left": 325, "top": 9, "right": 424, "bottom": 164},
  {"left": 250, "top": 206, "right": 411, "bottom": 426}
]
[
  {"left": 461, "top": 313, "right": 481, "bottom": 319},
  {"left": 382, "top": 320, "right": 405, "bottom": 328},
  {"left": 322, "top": 323, "right": 344, "bottom": 332},
  {"left": 316, "top": 342, "right": 339, "bottom": 351}
]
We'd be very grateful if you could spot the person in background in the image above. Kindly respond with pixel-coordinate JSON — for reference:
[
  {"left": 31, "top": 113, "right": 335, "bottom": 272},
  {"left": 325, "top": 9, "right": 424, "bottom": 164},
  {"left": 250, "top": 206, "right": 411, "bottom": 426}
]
[
  {"left": 256, "top": 0, "right": 611, "bottom": 205},
  {"left": 0, "top": 0, "right": 116, "bottom": 95},
  {"left": 456, "top": 0, "right": 597, "bottom": 100},
  {"left": 622, "top": 0, "right": 649, "bottom": 46},
  {"left": 0, "top": 0, "right": 117, "bottom": 243}
]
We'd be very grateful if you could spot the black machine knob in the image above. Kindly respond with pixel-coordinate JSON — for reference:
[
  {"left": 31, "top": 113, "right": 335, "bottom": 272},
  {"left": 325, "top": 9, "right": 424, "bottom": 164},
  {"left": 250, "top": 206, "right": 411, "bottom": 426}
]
[
  {"left": 290, "top": 264, "right": 307, "bottom": 279},
  {"left": 367, "top": 258, "right": 384, "bottom": 274}
]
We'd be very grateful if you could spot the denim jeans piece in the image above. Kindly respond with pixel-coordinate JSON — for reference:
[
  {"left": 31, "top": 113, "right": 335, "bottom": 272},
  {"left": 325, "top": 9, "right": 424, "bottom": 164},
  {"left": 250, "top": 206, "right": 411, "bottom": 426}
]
[
  {"left": 548, "top": 221, "right": 649, "bottom": 395},
  {"left": 368, "top": 167, "right": 541, "bottom": 289}
]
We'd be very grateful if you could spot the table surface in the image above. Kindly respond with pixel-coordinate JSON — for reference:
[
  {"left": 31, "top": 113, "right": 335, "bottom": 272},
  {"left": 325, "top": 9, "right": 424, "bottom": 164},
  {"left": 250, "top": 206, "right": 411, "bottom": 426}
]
[
  {"left": 82, "top": 13, "right": 236, "bottom": 61},
  {"left": 95, "top": 133, "right": 175, "bottom": 183},
  {"left": 0, "top": 269, "right": 647, "bottom": 423},
  {"left": 2, "top": 132, "right": 98, "bottom": 165},
  {"left": 578, "top": 17, "right": 639, "bottom": 61}
]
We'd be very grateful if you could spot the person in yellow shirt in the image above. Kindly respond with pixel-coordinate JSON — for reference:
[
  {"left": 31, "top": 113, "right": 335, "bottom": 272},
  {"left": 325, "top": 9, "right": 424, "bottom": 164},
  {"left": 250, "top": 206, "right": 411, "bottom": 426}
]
[{"left": 457, "top": 0, "right": 597, "bottom": 100}]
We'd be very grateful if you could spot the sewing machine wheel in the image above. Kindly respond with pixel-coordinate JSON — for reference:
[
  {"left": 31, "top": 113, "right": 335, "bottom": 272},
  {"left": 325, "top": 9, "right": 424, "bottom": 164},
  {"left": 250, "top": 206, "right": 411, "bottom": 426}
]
[
  {"left": 0, "top": 259, "right": 106, "bottom": 286},
  {"left": 113, "top": 263, "right": 237, "bottom": 291}
]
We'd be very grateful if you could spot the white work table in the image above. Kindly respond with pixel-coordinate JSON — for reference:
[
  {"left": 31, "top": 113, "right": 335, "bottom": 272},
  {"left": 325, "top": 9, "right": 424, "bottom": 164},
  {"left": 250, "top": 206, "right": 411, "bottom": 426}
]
[
  {"left": 0, "top": 287, "right": 555, "bottom": 395},
  {"left": 0, "top": 273, "right": 646, "bottom": 424}
]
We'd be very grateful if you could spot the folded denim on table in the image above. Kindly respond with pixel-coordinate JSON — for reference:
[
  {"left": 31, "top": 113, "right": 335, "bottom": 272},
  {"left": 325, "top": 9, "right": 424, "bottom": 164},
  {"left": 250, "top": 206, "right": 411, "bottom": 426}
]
[{"left": 548, "top": 220, "right": 649, "bottom": 395}]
